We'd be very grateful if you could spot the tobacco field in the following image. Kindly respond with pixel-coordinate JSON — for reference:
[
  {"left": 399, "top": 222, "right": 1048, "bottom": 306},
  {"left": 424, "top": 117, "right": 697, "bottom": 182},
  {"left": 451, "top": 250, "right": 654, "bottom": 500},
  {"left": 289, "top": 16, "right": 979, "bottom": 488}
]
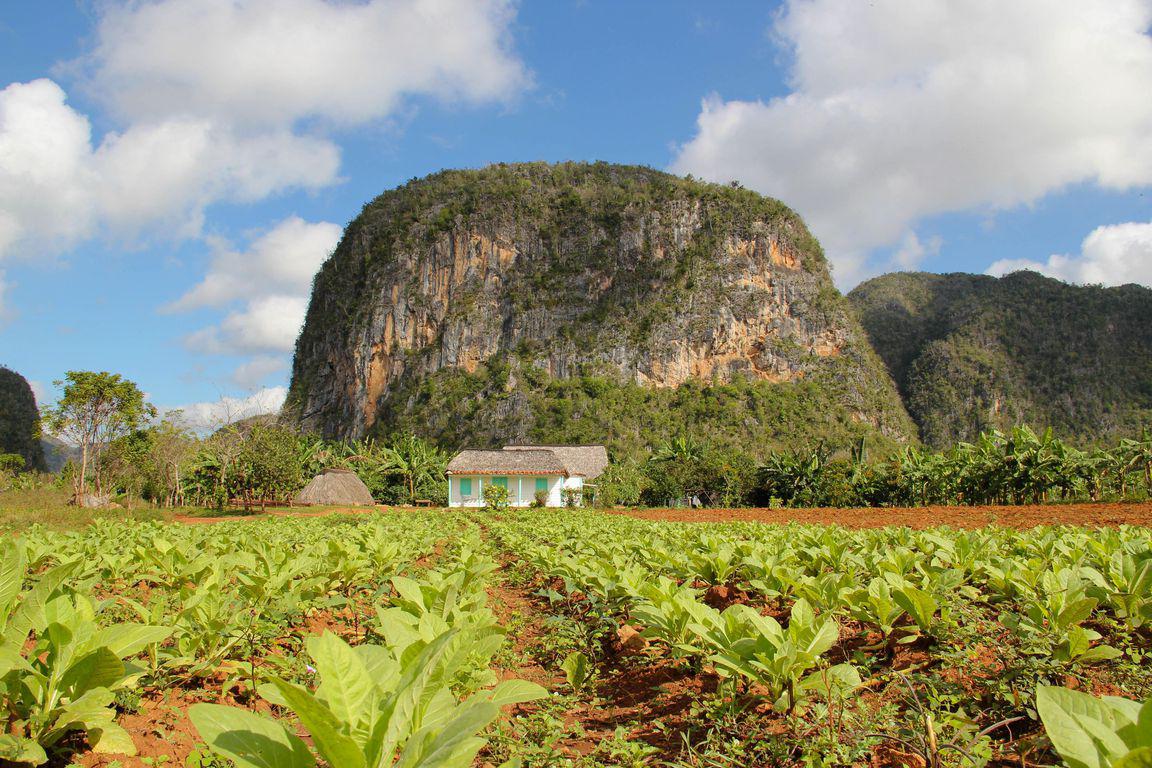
[{"left": 1, "top": 508, "right": 1151, "bottom": 767}]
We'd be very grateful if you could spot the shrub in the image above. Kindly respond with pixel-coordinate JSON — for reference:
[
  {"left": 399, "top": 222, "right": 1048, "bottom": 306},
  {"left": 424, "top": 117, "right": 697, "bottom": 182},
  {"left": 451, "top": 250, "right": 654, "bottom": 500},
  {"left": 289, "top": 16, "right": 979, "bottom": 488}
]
[{"left": 484, "top": 483, "right": 510, "bottom": 512}]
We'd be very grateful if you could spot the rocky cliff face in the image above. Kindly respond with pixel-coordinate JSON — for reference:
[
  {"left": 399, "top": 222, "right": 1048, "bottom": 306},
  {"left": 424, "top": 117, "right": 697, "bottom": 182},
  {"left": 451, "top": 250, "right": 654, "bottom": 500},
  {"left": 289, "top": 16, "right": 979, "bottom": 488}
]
[
  {"left": 287, "top": 163, "right": 914, "bottom": 455},
  {"left": 0, "top": 366, "right": 46, "bottom": 471},
  {"left": 848, "top": 270, "right": 1152, "bottom": 447}
]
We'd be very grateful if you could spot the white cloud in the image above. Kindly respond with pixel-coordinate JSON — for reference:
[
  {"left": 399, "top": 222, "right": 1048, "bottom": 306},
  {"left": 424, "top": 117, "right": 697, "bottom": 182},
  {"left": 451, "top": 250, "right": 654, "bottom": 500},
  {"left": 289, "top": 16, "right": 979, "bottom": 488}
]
[
  {"left": 164, "top": 386, "right": 288, "bottom": 432},
  {"left": 671, "top": 0, "right": 1152, "bottom": 286},
  {"left": 186, "top": 294, "right": 309, "bottom": 355},
  {"left": 0, "top": 0, "right": 527, "bottom": 279},
  {"left": 170, "top": 216, "right": 339, "bottom": 384},
  {"left": 83, "top": 0, "right": 529, "bottom": 128},
  {"left": 232, "top": 355, "right": 289, "bottom": 389},
  {"left": 0, "top": 80, "right": 99, "bottom": 258},
  {"left": 0, "top": 79, "right": 339, "bottom": 259},
  {"left": 988, "top": 221, "right": 1152, "bottom": 287},
  {"left": 168, "top": 216, "right": 341, "bottom": 311},
  {"left": 890, "top": 231, "right": 942, "bottom": 271},
  {"left": 26, "top": 379, "right": 48, "bottom": 407}
]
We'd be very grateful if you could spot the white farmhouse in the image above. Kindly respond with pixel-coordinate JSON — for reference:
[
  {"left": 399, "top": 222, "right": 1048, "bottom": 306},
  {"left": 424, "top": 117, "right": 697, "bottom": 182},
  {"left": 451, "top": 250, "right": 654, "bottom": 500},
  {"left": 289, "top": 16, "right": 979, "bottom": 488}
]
[{"left": 445, "top": 444, "right": 608, "bottom": 508}]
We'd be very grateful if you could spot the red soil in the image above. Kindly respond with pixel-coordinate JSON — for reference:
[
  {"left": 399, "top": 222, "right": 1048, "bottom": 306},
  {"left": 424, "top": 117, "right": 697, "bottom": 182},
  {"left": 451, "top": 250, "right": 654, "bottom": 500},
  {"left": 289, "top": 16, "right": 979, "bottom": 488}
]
[{"left": 610, "top": 501, "right": 1152, "bottom": 529}]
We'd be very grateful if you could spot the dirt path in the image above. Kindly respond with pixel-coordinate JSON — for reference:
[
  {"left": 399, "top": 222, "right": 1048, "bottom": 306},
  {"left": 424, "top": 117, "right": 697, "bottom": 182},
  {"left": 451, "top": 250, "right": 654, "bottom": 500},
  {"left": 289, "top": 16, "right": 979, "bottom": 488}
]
[
  {"left": 484, "top": 546, "right": 719, "bottom": 763},
  {"left": 612, "top": 501, "right": 1152, "bottom": 528}
]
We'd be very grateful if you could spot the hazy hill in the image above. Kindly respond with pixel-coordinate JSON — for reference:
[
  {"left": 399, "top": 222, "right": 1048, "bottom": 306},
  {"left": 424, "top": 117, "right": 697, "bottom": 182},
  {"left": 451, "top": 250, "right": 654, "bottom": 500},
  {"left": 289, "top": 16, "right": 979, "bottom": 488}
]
[{"left": 848, "top": 270, "right": 1152, "bottom": 447}]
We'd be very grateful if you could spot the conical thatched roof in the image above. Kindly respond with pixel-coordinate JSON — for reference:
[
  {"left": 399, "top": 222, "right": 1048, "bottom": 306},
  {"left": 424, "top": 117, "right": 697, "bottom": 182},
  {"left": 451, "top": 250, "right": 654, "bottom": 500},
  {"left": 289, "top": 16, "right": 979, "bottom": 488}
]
[{"left": 294, "top": 468, "right": 376, "bottom": 506}]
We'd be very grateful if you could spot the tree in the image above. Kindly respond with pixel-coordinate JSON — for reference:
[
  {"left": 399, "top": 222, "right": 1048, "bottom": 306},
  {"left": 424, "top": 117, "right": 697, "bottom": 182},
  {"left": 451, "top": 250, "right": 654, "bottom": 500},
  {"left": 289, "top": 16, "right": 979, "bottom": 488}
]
[
  {"left": 232, "top": 425, "right": 302, "bottom": 511},
  {"left": 41, "top": 371, "right": 155, "bottom": 500},
  {"left": 383, "top": 434, "right": 448, "bottom": 503}
]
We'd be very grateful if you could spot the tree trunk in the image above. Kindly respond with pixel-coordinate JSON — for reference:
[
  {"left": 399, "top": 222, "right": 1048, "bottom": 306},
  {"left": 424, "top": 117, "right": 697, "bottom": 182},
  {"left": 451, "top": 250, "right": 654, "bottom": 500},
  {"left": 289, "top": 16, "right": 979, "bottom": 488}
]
[{"left": 77, "top": 442, "right": 90, "bottom": 501}]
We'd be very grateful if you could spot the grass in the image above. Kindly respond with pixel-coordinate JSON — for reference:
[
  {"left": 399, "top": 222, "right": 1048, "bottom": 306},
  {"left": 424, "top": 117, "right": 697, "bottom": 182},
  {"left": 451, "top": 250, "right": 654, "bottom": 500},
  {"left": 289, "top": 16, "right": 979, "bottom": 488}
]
[
  {"left": 0, "top": 486, "right": 178, "bottom": 531},
  {"left": 0, "top": 487, "right": 409, "bottom": 532}
]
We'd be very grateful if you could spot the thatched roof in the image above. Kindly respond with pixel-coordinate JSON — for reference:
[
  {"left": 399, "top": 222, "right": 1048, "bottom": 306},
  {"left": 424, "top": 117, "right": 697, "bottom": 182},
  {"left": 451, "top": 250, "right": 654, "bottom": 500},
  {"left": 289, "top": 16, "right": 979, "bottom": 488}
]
[
  {"left": 504, "top": 445, "right": 608, "bottom": 479},
  {"left": 446, "top": 449, "right": 567, "bottom": 476},
  {"left": 294, "top": 468, "right": 376, "bottom": 506}
]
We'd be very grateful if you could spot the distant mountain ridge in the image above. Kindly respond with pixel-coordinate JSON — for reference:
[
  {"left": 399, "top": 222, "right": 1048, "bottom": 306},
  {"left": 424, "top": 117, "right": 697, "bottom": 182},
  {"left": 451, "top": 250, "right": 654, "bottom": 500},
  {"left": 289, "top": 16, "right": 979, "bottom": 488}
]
[{"left": 848, "top": 270, "right": 1152, "bottom": 447}]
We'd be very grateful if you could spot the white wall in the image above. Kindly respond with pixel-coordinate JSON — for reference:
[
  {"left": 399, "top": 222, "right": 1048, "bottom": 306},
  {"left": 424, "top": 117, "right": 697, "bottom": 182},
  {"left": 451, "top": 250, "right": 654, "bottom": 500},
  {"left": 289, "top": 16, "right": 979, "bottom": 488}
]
[{"left": 448, "top": 475, "right": 572, "bottom": 507}]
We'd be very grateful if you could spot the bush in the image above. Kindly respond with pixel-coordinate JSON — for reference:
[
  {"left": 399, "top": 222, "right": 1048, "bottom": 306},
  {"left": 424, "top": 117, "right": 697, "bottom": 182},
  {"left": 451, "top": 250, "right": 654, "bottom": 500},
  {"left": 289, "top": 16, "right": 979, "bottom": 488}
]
[
  {"left": 533, "top": 489, "right": 548, "bottom": 508},
  {"left": 484, "top": 483, "right": 510, "bottom": 512}
]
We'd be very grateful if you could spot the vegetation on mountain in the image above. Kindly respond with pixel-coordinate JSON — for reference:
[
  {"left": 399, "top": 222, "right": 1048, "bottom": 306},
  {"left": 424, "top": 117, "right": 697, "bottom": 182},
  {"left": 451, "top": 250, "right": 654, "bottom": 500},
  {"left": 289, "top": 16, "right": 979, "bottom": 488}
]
[
  {"left": 849, "top": 270, "right": 1152, "bottom": 448},
  {"left": 288, "top": 161, "right": 915, "bottom": 453},
  {"left": 0, "top": 366, "right": 45, "bottom": 471}
]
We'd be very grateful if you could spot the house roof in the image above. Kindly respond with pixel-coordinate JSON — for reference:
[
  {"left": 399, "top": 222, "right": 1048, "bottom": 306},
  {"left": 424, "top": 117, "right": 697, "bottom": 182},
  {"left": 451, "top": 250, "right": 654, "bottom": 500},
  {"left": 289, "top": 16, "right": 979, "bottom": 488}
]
[
  {"left": 503, "top": 445, "right": 609, "bottom": 480},
  {"left": 447, "top": 449, "right": 568, "bottom": 476}
]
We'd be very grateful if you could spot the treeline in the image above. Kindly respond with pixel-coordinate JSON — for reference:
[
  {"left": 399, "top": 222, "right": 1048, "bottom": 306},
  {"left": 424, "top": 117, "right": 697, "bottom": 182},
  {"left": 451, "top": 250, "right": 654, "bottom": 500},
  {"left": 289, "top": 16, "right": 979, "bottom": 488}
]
[
  {"left": 8, "top": 369, "right": 1152, "bottom": 511},
  {"left": 98, "top": 422, "right": 450, "bottom": 509},
  {"left": 596, "top": 426, "right": 1152, "bottom": 509}
]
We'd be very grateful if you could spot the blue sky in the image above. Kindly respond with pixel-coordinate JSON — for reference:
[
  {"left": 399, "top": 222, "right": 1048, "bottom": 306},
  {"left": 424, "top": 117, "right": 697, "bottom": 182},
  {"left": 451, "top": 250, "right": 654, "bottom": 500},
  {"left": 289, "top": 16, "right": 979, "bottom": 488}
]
[{"left": 2, "top": 0, "right": 1151, "bottom": 425}]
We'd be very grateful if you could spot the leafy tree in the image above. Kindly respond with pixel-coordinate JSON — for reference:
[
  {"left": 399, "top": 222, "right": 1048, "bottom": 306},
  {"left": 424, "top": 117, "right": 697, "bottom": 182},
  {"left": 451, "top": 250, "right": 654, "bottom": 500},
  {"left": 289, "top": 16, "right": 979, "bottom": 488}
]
[
  {"left": 41, "top": 371, "right": 155, "bottom": 500},
  {"left": 384, "top": 434, "right": 449, "bottom": 503},
  {"left": 231, "top": 425, "right": 303, "bottom": 511}
]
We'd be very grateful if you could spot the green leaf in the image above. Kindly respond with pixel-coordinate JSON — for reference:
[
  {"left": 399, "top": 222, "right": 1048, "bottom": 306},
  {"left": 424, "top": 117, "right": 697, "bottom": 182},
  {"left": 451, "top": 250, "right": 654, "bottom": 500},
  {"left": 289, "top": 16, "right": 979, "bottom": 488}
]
[
  {"left": 561, "top": 651, "right": 589, "bottom": 692},
  {"left": 59, "top": 647, "right": 125, "bottom": 696},
  {"left": 189, "top": 703, "right": 316, "bottom": 768},
  {"left": 1036, "top": 686, "right": 1130, "bottom": 768},
  {"left": 305, "top": 632, "right": 375, "bottom": 738},
  {"left": 0, "top": 538, "right": 25, "bottom": 630},
  {"left": 89, "top": 721, "right": 138, "bottom": 756},
  {"left": 894, "top": 586, "right": 937, "bottom": 632},
  {"left": 270, "top": 678, "right": 366, "bottom": 768},
  {"left": 93, "top": 624, "right": 174, "bottom": 658},
  {"left": 486, "top": 679, "right": 549, "bottom": 707},
  {"left": 1115, "top": 748, "right": 1152, "bottom": 768},
  {"left": 0, "top": 734, "right": 48, "bottom": 766}
]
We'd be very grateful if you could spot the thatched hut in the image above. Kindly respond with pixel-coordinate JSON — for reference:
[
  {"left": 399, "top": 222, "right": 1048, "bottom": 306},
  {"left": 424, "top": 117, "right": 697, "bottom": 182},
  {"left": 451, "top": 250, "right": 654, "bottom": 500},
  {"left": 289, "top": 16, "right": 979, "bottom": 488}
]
[{"left": 294, "top": 468, "right": 376, "bottom": 506}]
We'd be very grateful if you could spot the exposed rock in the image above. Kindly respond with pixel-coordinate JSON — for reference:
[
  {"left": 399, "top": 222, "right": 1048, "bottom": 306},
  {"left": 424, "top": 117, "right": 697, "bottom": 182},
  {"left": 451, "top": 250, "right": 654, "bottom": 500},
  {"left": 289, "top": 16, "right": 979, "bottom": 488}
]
[{"left": 287, "top": 162, "right": 914, "bottom": 455}]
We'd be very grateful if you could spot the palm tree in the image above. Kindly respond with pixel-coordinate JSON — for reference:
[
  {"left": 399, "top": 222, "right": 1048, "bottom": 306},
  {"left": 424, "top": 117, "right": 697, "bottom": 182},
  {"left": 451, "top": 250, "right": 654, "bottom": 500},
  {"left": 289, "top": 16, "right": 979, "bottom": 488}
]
[
  {"left": 1119, "top": 427, "right": 1152, "bottom": 495},
  {"left": 384, "top": 434, "right": 449, "bottom": 503}
]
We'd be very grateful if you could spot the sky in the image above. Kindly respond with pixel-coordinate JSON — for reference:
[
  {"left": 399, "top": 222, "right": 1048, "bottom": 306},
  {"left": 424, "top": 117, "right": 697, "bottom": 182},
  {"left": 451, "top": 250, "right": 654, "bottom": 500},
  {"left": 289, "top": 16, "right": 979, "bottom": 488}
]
[{"left": 2, "top": 0, "right": 1151, "bottom": 427}]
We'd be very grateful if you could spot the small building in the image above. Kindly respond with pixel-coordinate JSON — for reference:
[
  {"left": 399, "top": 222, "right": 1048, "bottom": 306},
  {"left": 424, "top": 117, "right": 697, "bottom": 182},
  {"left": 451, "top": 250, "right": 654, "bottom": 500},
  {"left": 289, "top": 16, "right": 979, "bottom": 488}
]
[{"left": 445, "top": 444, "right": 608, "bottom": 508}]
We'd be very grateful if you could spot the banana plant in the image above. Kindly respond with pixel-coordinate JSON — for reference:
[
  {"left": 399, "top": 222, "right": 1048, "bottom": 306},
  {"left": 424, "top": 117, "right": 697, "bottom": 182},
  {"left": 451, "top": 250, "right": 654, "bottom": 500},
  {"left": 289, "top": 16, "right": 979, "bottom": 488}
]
[
  {"left": 190, "top": 630, "right": 545, "bottom": 768},
  {"left": 1036, "top": 686, "right": 1152, "bottom": 768}
]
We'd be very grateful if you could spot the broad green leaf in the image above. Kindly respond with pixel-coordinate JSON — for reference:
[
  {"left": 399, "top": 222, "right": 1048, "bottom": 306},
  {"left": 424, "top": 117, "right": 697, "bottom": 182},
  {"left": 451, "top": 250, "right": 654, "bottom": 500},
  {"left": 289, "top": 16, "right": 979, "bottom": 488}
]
[
  {"left": 89, "top": 721, "right": 138, "bottom": 755},
  {"left": 59, "top": 647, "right": 125, "bottom": 696},
  {"left": 0, "top": 734, "right": 48, "bottom": 766},
  {"left": 0, "top": 538, "right": 25, "bottom": 630},
  {"left": 561, "top": 651, "right": 589, "bottom": 691},
  {"left": 305, "top": 632, "right": 375, "bottom": 738},
  {"left": 1116, "top": 747, "right": 1152, "bottom": 768},
  {"left": 1037, "top": 686, "right": 1130, "bottom": 768},
  {"left": 93, "top": 624, "right": 174, "bottom": 658},
  {"left": 486, "top": 679, "right": 549, "bottom": 707},
  {"left": 271, "top": 678, "right": 366, "bottom": 768},
  {"left": 894, "top": 586, "right": 937, "bottom": 632},
  {"left": 391, "top": 577, "right": 428, "bottom": 609},
  {"left": 189, "top": 703, "right": 316, "bottom": 768},
  {"left": 7, "top": 560, "right": 80, "bottom": 642},
  {"left": 395, "top": 699, "right": 500, "bottom": 768}
]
